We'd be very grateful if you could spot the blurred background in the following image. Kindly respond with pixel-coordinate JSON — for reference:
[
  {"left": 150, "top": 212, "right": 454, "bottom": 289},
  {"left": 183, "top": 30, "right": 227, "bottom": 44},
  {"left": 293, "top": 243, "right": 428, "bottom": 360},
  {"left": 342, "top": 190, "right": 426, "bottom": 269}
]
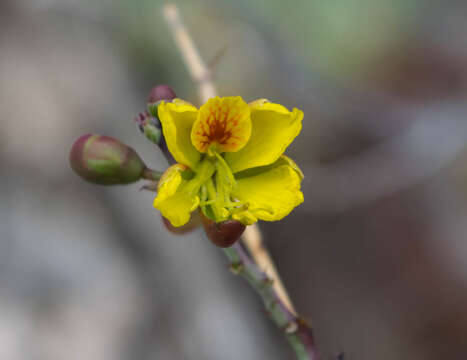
[{"left": 1, "top": 0, "right": 467, "bottom": 359}]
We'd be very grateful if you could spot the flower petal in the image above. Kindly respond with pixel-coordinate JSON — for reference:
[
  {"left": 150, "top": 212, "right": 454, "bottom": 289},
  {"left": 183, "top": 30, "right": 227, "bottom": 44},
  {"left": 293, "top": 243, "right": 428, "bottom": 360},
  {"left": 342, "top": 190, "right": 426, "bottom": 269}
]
[
  {"left": 231, "top": 158, "right": 304, "bottom": 223},
  {"left": 225, "top": 99, "right": 303, "bottom": 173},
  {"left": 153, "top": 164, "right": 200, "bottom": 227},
  {"left": 273, "top": 155, "right": 304, "bottom": 180},
  {"left": 158, "top": 100, "right": 200, "bottom": 169},
  {"left": 191, "top": 96, "right": 251, "bottom": 154}
]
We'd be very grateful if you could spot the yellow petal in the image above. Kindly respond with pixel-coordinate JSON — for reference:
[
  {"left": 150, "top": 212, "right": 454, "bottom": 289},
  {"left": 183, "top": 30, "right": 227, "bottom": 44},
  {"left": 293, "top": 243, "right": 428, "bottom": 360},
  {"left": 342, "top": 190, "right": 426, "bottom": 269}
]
[
  {"left": 191, "top": 96, "right": 251, "bottom": 154},
  {"left": 275, "top": 155, "right": 304, "bottom": 180},
  {"left": 231, "top": 159, "right": 304, "bottom": 222},
  {"left": 153, "top": 164, "right": 199, "bottom": 227},
  {"left": 158, "top": 100, "right": 200, "bottom": 169},
  {"left": 233, "top": 155, "right": 304, "bottom": 181},
  {"left": 225, "top": 99, "right": 303, "bottom": 173}
]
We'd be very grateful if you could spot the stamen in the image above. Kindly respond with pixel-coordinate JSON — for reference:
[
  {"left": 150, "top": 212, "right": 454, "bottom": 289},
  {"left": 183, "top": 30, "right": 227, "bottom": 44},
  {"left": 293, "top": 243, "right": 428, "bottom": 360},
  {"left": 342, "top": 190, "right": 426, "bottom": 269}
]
[
  {"left": 215, "top": 170, "right": 226, "bottom": 210},
  {"left": 227, "top": 202, "right": 248, "bottom": 214},
  {"left": 214, "top": 151, "right": 236, "bottom": 187},
  {"left": 196, "top": 150, "right": 242, "bottom": 222},
  {"left": 205, "top": 177, "right": 224, "bottom": 221},
  {"left": 199, "top": 199, "right": 217, "bottom": 206},
  {"left": 200, "top": 184, "right": 208, "bottom": 202}
]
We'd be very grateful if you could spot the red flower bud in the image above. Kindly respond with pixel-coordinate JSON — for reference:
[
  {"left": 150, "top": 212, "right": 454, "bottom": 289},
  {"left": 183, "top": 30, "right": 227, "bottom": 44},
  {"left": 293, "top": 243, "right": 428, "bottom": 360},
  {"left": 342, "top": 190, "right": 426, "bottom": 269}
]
[
  {"left": 69, "top": 134, "right": 146, "bottom": 185},
  {"left": 147, "top": 85, "right": 176, "bottom": 104},
  {"left": 201, "top": 214, "right": 246, "bottom": 248}
]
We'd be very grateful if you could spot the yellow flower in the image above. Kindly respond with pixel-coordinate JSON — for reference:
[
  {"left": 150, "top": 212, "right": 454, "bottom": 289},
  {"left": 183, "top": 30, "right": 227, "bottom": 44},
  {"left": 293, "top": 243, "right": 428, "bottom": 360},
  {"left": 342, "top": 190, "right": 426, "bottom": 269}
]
[{"left": 153, "top": 96, "right": 304, "bottom": 227}]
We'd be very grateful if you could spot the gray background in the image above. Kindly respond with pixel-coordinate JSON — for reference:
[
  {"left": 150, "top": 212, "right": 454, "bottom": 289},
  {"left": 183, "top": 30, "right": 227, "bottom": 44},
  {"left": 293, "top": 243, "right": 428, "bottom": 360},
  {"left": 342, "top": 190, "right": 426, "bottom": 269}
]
[{"left": 1, "top": 0, "right": 467, "bottom": 359}]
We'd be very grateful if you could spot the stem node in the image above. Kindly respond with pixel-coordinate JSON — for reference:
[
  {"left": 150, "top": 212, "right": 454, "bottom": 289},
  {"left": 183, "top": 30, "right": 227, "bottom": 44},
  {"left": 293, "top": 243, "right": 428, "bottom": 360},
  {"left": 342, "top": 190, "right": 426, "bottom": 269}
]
[
  {"left": 285, "top": 321, "right": 299, "bottom": 334},
  {"left": 229, "top": 262, "right": 244, "bottom": 275}
]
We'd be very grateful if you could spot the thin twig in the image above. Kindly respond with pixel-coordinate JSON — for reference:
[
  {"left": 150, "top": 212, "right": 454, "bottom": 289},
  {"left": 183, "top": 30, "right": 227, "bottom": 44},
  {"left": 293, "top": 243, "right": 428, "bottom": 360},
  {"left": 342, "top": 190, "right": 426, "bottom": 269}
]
[
  {"left": 163, "top": 3, "right": 216, "bottom": 103},
  {"left": 207, "top": 45, "right": 228, "bottom": 75},
  {"left": 142, "top": 168, "right": 163, "bottom": 182},
  {"left": 225, "top": 243, "right": 320, "bottom": 360},
  {"left": 242, "top": 225, "right": 297, "bottom": 315}
]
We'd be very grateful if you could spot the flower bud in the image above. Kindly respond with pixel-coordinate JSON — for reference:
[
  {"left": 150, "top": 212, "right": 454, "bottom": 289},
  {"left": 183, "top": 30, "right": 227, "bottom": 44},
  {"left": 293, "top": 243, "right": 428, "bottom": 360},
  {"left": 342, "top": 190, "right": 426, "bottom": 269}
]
[
  {"left": 138, "top": 85, "right": 176, "bottom": 164},
  {"left": 133, "top": 112, "right": 175, "bottom": 165},
  {"left": 69, "top": 134, "right": 146, "bottom": 185},
  {"left": 134, "top": 111, "right": 163, "bottom": 144},
  {"left": 201, "top": 214, "right": 246, "bottom": 248},
  {"left": 147, "top": 85, "right": 176, "bottom": 104}
]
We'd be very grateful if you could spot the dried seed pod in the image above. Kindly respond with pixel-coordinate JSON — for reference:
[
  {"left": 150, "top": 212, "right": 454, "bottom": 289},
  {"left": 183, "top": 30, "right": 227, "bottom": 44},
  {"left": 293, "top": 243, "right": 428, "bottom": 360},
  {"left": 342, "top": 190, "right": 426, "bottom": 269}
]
[{"left": 201, "top": 214, "right": 245, "bottom": 248}]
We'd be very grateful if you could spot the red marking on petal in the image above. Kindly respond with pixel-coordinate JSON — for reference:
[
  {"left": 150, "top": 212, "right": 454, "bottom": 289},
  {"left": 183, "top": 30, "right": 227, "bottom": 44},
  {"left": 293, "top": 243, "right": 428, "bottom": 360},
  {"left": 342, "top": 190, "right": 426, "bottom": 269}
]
[{"left": 192, "top": 97, "right": 251, "bottom": 153}]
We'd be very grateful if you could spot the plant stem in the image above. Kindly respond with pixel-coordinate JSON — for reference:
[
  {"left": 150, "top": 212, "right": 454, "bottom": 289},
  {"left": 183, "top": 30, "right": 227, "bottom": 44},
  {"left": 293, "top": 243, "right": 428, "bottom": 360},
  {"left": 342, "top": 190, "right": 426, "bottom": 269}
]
[
  {"left": 224, "top": 243, "right": 320, "bottom": 360},
  {"left": 142, "top": 167, "right": 163, "bottom": 181},
  {"left": 242, "top": 224, "right": 297, "bottom": 315},
  {"left": 163, "top": 3, "right": 216, "bottom": 103}
]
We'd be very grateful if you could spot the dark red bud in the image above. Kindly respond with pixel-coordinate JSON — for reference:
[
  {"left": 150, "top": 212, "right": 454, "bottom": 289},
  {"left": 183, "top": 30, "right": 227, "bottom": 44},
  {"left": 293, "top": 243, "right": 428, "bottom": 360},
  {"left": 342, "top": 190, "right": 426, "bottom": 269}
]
[
  {"left": 201, "top": 214, "right": 246, "bottom": 248},
  {"left": 147, "top": 85, "right": 176, "bottom": 104}
]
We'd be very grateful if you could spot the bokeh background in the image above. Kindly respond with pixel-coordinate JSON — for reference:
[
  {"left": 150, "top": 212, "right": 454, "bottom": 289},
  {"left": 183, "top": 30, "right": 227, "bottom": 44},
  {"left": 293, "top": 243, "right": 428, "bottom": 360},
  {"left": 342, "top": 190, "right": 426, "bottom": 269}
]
[{"left": 1, "top": 0, "right": 467, "bottom": 359}]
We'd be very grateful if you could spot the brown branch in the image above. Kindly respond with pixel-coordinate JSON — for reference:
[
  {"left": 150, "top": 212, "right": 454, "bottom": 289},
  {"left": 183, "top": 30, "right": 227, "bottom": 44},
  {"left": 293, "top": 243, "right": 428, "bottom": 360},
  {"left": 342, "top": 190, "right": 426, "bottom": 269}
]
[
  {"left": 163, "top": 3, "right": 216, "bottom": 103},
  {"left": 225, "top": 243, "right": 320, "bottom": 360}
]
